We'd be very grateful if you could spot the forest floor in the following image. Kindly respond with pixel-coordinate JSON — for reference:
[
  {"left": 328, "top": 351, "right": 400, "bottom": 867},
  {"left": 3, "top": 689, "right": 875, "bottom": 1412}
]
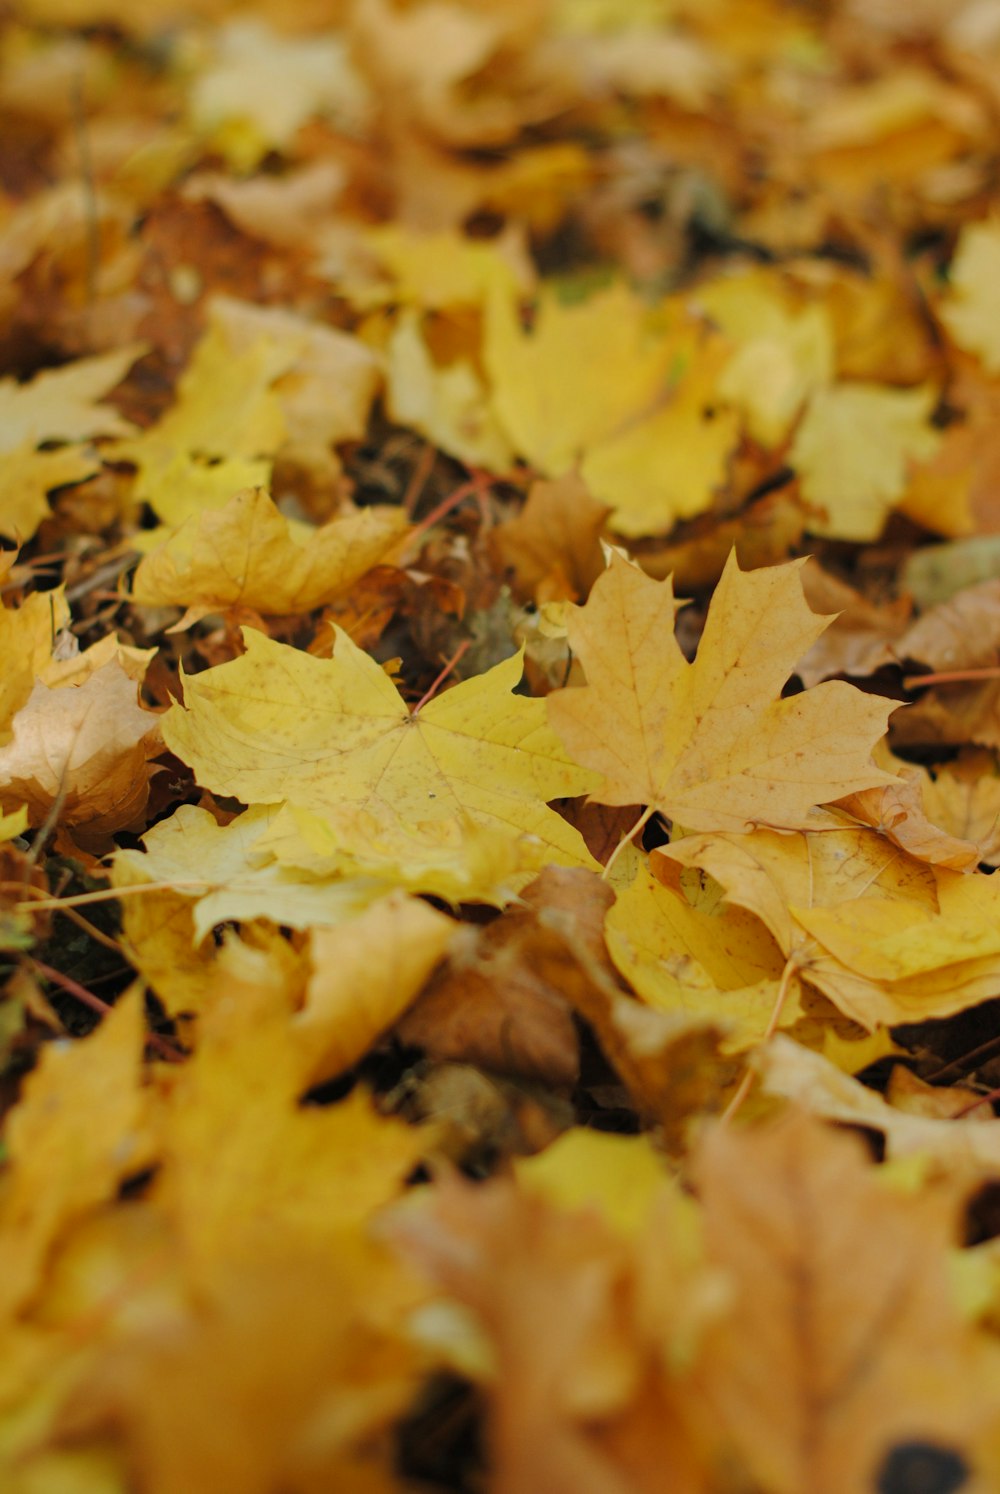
[{"left": 4, "top": 1, "right": 1000, "bottom": 1490}]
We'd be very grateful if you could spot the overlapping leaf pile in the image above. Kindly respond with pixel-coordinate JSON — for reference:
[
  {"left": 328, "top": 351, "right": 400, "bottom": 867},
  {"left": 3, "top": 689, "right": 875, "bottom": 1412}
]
[{"left": 7, "top": 0, "right": 1000, "bottom": 1488}]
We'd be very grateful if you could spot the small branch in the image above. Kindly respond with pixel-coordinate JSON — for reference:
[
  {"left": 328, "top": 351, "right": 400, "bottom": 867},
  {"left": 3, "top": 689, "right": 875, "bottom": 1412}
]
[
  {"left": 412, "top": 641, "right": 471, "bottom": 714},
  {"left": 904, "top": 665, "right": 1000, "bottom": 690},
  {"left": 402, "top": 442, "right": 437, "bottom": 517},
  {"left": 29, "top": 957, "right": 185, "bottom": 1063},
  {"left": 951, "top": 1085, "right": 1000, "bottom": 1120}
]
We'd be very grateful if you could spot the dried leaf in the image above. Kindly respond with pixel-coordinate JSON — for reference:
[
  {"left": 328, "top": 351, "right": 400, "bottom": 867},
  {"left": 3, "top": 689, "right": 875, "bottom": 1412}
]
[
  {"left": 548, "top": 552, "right": 894, "bottom": 833},
  {"left": 693, "top": 1109, "right": 993, "bottom": 1493}
]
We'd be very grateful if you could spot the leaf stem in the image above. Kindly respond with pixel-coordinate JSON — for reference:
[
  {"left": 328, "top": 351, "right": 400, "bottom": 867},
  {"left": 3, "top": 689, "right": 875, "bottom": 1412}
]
[
  {"left": 9, "top": 880, "right": 216, "bottom": 913},
  {"left": 721, "top": 955, "right": 798, "bottom": 1123},
  {"left": 601, "top": 804, "right": 656, "bottom": 881}
]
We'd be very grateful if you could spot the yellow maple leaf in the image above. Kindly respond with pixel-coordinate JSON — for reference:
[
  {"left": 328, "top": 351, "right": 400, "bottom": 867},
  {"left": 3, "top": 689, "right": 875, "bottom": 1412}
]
[
  {"left": 0, "top": 586, "right": 71, "bottom": 742},
  {"left": 759, "top": 1036, "right": 1000, "bottom": 1170},
  {"left": 939, "top": 218, "right": 1000, "bottom": 373},
  {"left": 0, "top": 344, "right": 143, "bottom": 541},
  {"left": 547, "top": 552, "right": 895, "bottom": 834},
  {"left": 385, "top": 310, "right": 514, "bottom": 470},
  {"left": 114, "top": 325, "right": 287, "bottom": 499},
  {"left": 695, "top": 269, "right": 834, "bottom": 446},
  {"left": 59, "top": 1237, "right": 422, "bottom": 1494},
  {"left": 515, "top": 1127, "right": 667, "bottom": 1236},
  {"left": 0, "top": 989, "right": 149, "bottom": 1320},
  {"left": 134, "top": 453, "right": 273, "bottom": 540},
  {"left": 117, "top": 298, "right": 381, "bottom": 514},
  {"left": 791, "top": 382, "right": 940, "bottom": 541},
  {"left": 209, "top": 296, "right": 382, "bottom": 465},
  {"left": 486, "top": 282, "right": 738, "bottom": 535},
  {"left": 258, "top": 801, "right": 534, "bottom": 906},
  {"left": 130, "top": 486, "right": 408, "bottom": 621},
  {"left": 360, "top": 223, "right": 529, "bottom": 309},
  {"left": 794, "top": 866, "right": 1000, "bottom": 989},
  {"left": 485, "top": 279, "right": 672, "bottom": 475},
  {"left": 152, "top": 981, "right": 424, "bottom": 1270},
  {"left": 295, "top": 891, "right": 454, "bottom": 1089},
  {"left": 580, "top": 324, "right": 740, "bottom": 537},
  {"left": 660, "top": 823, "right": 1000, "bottom": 1028},
  {"left": 114, "top": 803, "right": 385, "bottom": 944},
  {"left": 188, "top": 20, "right": 373, "bottom": 170},
  {"left": 162, "top": 628, "right": 598, "bottom": 880},
  {"left": 606, "top": 850, "right": 797, "bottom": 1049},
  {"left": 833, "top": 741, "right": 985, "bottom": 871},
  {"left": 0, "top": 658, "right": 161, "bottom": 841}
]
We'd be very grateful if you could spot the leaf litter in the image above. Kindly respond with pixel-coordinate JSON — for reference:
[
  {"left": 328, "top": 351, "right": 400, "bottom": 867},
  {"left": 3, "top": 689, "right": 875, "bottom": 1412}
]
[{"left": 7, "top": 0, "right": 1000, "bottom": 1489}]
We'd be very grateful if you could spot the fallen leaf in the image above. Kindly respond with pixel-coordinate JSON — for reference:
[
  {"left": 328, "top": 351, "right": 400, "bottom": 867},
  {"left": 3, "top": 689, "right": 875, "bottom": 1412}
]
[
  {"left": 256, "top": 800, "right": 532, "bottom": 906},
  {"left": 296, "top": 892, "right": 454, "bottom": 1089},
  {"left": 131, "top": 486, "right": 407, "bottom": 620},
  {"left": 758, "top": 1035, "right": 1000, "bottom": 1170},
  {"left": 919, "top": 749, "right": 1000, "bottom": 866},
  {"left": 797, "top": 560, "right": 911, "bottom": 686},
  {"left": 0, "top": 990, "right": 149, "bottom": 1320},
  {"left": 188, "top": 20, "right": 372, "bottom": 169},
  {"left": 486, "top": 280, "right": 672, "bottom": 479},
  {"left": 791, "top": 383, "right": 940, "bottom": 541},
  {"left": 490, "top": 472, "right": 610, "bottom": 603},
  {"left": 605, "top": 850, "right": 795, "bottom": 1050},
  {"left": 547, "top": 551, "right": 894, "bottom": 833},
  {"left": 397, "top": 871, "right": 593, "bottom": 1086},
  {"left": 692, "top": 1109, "right": 993, "bottom": 1493},
  {"left": 114, "top": 803, "right": 385, "bottom": 944},
  {"left": 0, "top": 343, "right": 143, "bottom": 541},
  {"left": 61, "top": 1240, "right": 421, "bottom": 1494},
  {"left": 182, "top": 160, "right": 345, "bottom": 249},
  {"left": 939, "top": 218, "right": 1000, "bottom": 373},
  {"left": 0, "top": 659, "right": 162, "bottom": 842},
  {"left": 514, "top": 1127, "right": 668, "bottom": 1236},
  {"left": 695, "top": 268, "right": 834, "bottom": 446},
  {"left": 388, "top": 1172, "right": 713, "bottom": 1494},
  {"left": 385, "top": 309, "right": 514, "bottom": 470},
  {"left": 833, "top": 742, "right": 984, "bottom": 871},
  {"left": 163, "top": 628, "right": 598, "bottom": 880},
  {"left": 151, "top": 977, "right": 426, "bottom": 1273},
  {"left": 655, "top": 823, "right": 953, "bottom": 1027}
]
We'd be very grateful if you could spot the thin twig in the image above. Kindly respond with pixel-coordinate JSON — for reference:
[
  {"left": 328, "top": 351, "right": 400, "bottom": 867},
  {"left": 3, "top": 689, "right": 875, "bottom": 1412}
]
[
  {"left": 904, "top": 666, "right": 1000, "bottom": 689},
  {"left": 402, "top": 442, "right": 437, "bottom": 517},
  {"left": 57, "top": 901, "right": 130, "bottom": 957},
  {"left": 29, "top": 956, "right": 185, "bottom": 1062},
  {"left": 412, "top": 640, "right": 471, "bottom": 714}
]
